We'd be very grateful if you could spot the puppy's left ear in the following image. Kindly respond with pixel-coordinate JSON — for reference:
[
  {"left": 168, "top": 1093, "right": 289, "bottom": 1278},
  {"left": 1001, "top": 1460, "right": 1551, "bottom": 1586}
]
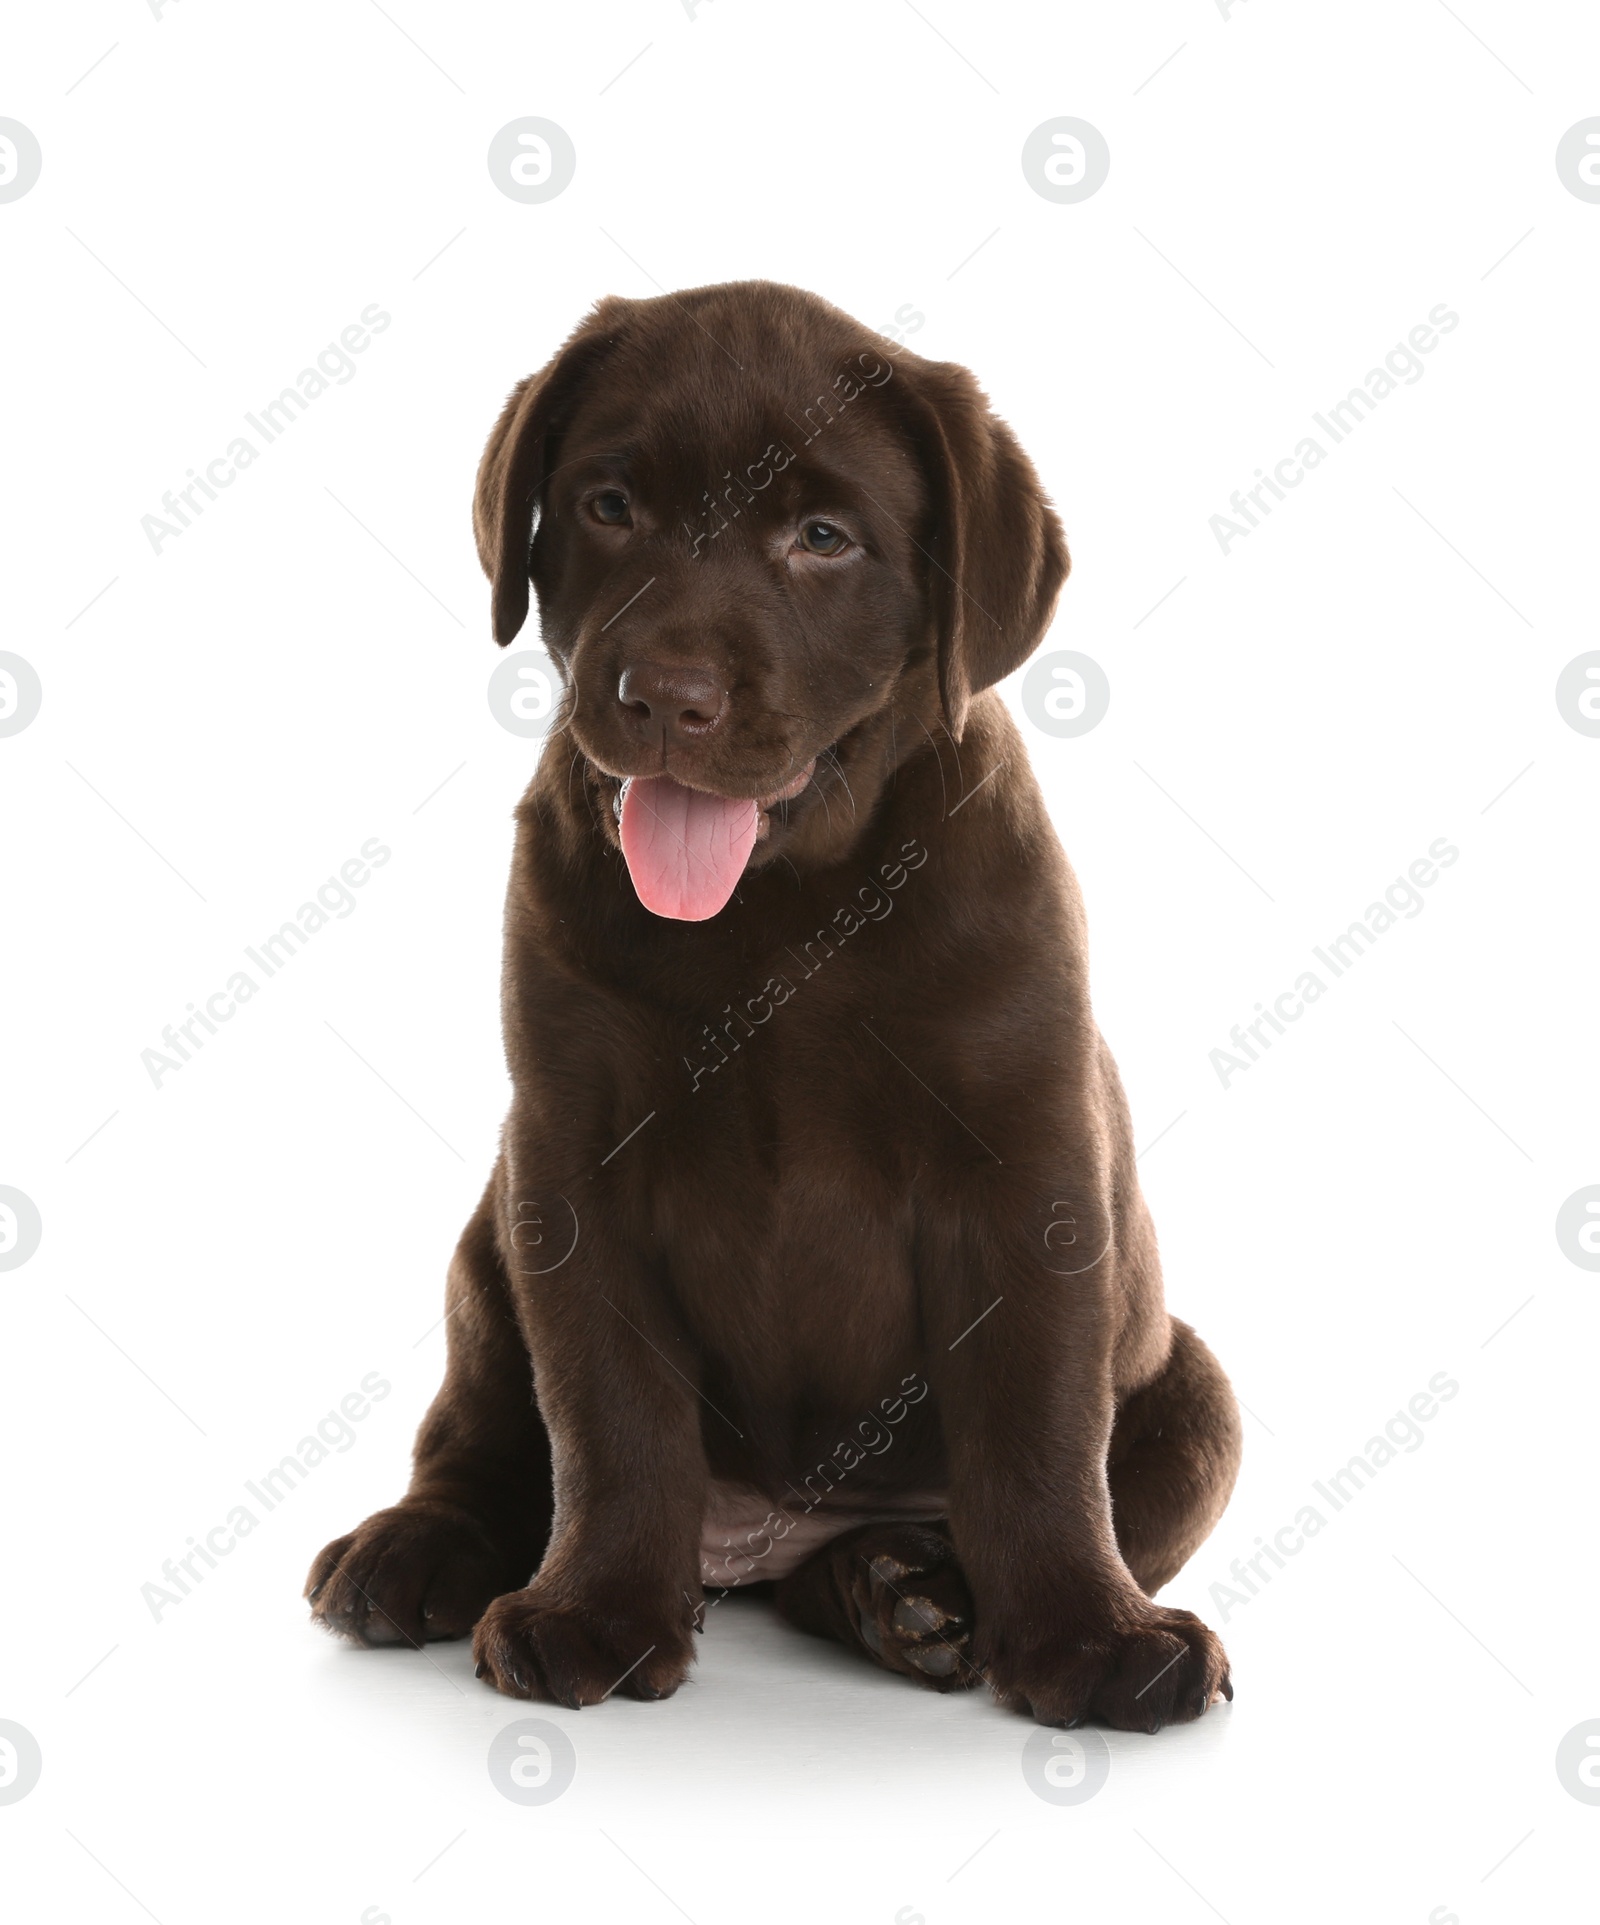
[
  {"left": 473, "top": 297, "right": 629, "bottom": 646},
  {"left": 900, "top": 359, "right": 1070, "bottom": 739}
]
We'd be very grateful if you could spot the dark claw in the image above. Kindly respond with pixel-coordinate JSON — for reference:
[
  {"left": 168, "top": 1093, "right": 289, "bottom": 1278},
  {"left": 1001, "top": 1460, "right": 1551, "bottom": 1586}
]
[
  {"left": 474, "top": 1660, "right": 486, "bottom": 1679},
  {"left": 308, "top": 1584, "right": 323, "bottom": 1602},
  {"left": 893, "top": 1595, "right": 950, "bottom": 1637},
  {"left": 1220, "top": 1674, "right": 1234, "bottom": 1702}
]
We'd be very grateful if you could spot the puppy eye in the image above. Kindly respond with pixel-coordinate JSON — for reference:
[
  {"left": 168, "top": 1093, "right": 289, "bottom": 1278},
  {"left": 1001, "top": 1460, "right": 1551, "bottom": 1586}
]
[
  {"left": 591, "top": 491, "right": 631, "bottom": 526},
  {"left": 799, "top": 519, "right": 848, "bottom": 556}
]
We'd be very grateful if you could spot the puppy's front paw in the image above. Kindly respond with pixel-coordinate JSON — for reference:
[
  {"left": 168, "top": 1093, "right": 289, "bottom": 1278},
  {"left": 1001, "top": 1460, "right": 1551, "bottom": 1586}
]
[
  {"left": 982, "top": 1604, "right": 1231, "bottom": 1733},
  {"left": 306, "top": 1501, "right": 526, "bottom": 1648},
  {"left": 472, "top": 1585, "right": 696, "bottom": 1706}
]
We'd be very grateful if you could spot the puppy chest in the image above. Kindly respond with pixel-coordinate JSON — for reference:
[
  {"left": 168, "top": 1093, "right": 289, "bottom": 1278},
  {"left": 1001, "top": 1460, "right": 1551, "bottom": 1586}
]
[{"left": 658, "top": 1162, "right": 921, "bottom": 1385}]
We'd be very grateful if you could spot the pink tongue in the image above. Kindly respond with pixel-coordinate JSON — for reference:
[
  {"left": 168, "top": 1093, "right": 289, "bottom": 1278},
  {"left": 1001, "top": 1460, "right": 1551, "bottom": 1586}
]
[{"left": 618, "top": 775, "right": 759, "bottom": 921}]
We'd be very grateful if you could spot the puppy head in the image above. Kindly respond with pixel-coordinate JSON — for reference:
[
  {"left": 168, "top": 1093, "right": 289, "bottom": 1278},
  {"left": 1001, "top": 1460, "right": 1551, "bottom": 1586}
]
[{"left": 474, "top": 281, "right": 1067, "bottom": 919}]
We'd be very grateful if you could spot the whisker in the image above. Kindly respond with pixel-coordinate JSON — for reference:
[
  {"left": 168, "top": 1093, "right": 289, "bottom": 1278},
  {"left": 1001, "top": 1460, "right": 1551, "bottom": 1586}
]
[
  {"left": 934, "top": 713, "right": 965, "bottom": 788},
  {"left": 820, "top": 747, "right": 857, "bottom": 820},
  {"left": 911, "top": 714, "right": 950, "bottom": 819}
]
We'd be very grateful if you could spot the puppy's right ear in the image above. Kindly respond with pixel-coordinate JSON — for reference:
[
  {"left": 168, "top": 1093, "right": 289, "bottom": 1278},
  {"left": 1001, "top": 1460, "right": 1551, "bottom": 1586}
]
[{"left": 473, "top": 299, "right": 627, "bottom": 646}]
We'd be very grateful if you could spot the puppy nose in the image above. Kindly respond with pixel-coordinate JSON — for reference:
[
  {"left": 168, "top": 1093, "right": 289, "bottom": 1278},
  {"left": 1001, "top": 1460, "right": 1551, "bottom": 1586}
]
[{"left": 617, "top": 663, "right": 727, "bottom": 741}]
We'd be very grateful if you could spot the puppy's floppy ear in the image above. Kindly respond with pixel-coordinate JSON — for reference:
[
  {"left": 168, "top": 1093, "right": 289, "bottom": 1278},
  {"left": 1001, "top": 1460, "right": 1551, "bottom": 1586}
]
[
  {"left": 898, "top": 358, "right": 1070, "bottom": 739},
  {"left": 473, "top": 298, "right": 629, "bottom": 647}
]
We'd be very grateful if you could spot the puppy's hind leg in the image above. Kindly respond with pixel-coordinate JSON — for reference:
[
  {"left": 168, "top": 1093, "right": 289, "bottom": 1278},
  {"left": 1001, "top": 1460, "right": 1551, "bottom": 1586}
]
[
  {"left": 306, "top": 1163, "right": 554, "bottom": 1647},
  {"left": 773, "top": 1521, "right": 983, "bottom": 1692},
  {"left": 1108, "top": 1316, "right": 1243, "bottom": 1597}
]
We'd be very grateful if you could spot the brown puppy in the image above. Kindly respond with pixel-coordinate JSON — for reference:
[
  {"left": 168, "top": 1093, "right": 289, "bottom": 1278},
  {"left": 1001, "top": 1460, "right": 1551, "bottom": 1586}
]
[{"left": 306, "top": 281, "right": 1242, "bottom": 1730}]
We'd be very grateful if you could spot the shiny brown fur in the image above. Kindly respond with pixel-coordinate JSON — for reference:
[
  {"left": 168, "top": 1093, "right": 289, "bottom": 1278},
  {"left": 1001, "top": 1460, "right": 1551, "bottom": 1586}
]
[{"left": 307, "top": 281, "right": 1241, "bottom": 1730}]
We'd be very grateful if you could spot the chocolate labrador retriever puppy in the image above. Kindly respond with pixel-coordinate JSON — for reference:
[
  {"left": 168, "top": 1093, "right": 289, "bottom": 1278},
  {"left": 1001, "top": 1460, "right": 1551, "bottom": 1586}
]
[{"left": 306, "top": 281, "right": 1242, "bottom": 1729}]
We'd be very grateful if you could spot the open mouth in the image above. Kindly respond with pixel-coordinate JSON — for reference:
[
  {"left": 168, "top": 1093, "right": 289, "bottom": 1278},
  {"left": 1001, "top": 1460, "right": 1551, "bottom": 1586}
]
[{"left": 611, "top": 758, "right": 819, "bottom": 922}]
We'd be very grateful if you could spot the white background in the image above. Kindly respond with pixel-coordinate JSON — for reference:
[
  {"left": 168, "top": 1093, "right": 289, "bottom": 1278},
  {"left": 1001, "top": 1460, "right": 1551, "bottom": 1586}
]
[{"left": 3, "top": 1, "right": 1597, "bottom": 1920}]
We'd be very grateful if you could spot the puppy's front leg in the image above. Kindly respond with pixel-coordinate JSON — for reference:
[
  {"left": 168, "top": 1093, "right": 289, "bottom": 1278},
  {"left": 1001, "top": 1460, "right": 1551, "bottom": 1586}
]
[
  {"left": 929, "top": 1183, "right": 1231, "bottom": 1732},
  {"left": 473, "top": 1135, "right": 707, "bottom": 1705}
]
